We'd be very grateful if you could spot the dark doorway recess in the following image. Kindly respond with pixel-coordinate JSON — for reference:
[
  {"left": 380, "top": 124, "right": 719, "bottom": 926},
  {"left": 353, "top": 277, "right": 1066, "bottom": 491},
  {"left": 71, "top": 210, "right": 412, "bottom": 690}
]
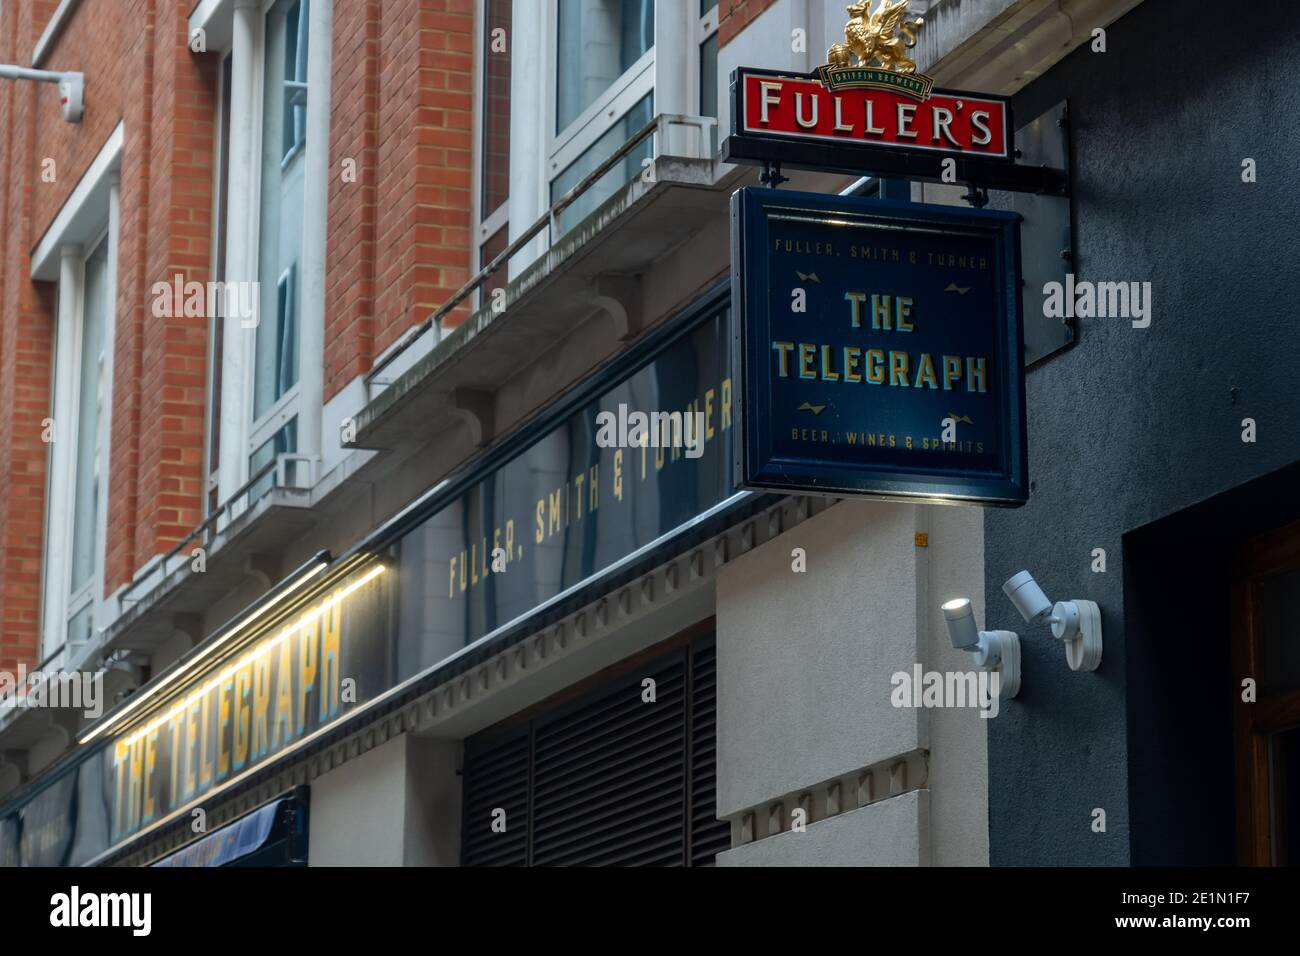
[{"left": 1125, "top": 460, "right": 1300, "bottom": 865}]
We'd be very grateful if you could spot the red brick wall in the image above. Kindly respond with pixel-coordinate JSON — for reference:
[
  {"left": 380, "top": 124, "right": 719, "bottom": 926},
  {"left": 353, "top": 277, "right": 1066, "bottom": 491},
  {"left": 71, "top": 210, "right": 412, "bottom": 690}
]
[
  {"left": 719, "top": 0, "right": 782, "bottom": 46},
  {"left": 0, "top": 0, "right": 479, "bottom": 673},
  {"left": 29, "top": 0, "right": 61, "bottom": 39},
  {"left": 324, "top": 0, "right": 475, "bottom": 399},
  {"left": 0, "top": 2, "right": 58, "bottom": 676},
  {"left": 479, "top": 0, "right": 510, "bottom": 220},
  {"left": 96, "top": 0, "right": 217, "bottom": 594},
  {"left": 104, "top": 0, "right": 154, "bottom": 597},
  {"left": 0, "top": 0, "right": 219, "bottom": 675},
  {"left": 129, "top": 2, "right": 217, "bottom": 582},
  {"left": 29, "top": 1, "right": 127, "bottom": 241},
  {"left": 323, "top": 0, "right": 380, "bottom": 397}
]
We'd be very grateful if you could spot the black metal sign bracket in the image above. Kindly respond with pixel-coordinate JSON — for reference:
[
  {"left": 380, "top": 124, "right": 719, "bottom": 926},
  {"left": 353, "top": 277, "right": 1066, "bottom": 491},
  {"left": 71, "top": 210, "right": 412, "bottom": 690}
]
[
  {"left": 759, "top": 160, "right": 789, "bottom": 189},
  {"left": 723, "top": 132, "right": 1070, "bottom": 198}
]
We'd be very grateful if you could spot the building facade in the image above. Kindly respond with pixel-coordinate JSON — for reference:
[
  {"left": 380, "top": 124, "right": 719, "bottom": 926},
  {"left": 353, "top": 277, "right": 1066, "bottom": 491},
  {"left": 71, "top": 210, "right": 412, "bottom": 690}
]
[{"left": 0, "top": 0, "right": 1294, "bottom": 868}]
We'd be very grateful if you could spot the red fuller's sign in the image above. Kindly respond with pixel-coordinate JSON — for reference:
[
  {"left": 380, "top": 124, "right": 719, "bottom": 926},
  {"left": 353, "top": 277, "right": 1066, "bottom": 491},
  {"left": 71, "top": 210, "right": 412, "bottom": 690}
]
[
  {"left": 723, "top": 3, "right": 1061, "bottom": 198},
  {"left": 735, "top": 68, "right": 1012, "bottom": 161}
]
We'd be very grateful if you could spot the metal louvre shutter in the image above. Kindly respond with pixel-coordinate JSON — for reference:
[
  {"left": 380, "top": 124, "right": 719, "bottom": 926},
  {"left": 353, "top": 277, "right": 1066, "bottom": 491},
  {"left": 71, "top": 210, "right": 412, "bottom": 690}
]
[
  {"left": 689, "top": 643, "right": 730, "bottom": 865},
  {"left": 461, "top": 731, "right": 529, "bottom": 866},
  {"left": 533, "top": 657, "right": 686, "bottom": 865},
  {"left": 460, "top": 633, "right": 725, "bottom": 866}
]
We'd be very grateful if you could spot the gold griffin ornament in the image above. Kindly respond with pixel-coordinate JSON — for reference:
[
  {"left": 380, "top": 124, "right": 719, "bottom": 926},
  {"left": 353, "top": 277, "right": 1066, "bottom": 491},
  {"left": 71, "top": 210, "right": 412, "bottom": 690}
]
[{"left": 828, "top": 0, "right": 925, "bottom": 75}]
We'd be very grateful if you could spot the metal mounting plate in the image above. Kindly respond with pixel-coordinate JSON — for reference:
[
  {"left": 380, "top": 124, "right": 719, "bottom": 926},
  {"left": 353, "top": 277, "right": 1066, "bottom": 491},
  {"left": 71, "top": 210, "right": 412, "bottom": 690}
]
[{"left": 993, "top": 100, "right": 1076, "bottom": 368}]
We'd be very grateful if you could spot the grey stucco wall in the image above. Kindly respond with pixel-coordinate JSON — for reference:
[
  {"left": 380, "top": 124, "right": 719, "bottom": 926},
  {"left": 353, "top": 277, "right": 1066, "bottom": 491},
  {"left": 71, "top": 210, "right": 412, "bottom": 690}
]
[
  {"left": 717, "top": 501, "right": 924, "bottom": 818},
  {"left": 717, "top": 497, "right": 989, "bottom": 865},
  {"left": 308, "top": 735, "right": 461, "bottom": 866},
  {"left": 309, "top": 734, "right": 410, "bottom": 866},
  {"left": 984, "top": 0, "right": 1300, "bottom": 864}
]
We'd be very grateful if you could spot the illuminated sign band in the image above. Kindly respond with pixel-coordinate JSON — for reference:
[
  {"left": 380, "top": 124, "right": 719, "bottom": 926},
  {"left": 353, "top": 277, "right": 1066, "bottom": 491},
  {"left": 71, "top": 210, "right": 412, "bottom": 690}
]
[
  {"left": 731, "top": 187, "right": 1028, "bottom": 505},
  {"left": 107, "top": 564, "right": 390, "bottom": 844}
]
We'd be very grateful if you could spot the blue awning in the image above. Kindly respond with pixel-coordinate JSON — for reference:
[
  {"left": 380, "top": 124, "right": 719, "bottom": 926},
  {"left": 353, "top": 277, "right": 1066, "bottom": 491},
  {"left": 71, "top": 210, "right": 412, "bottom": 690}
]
[{"left": 151, "top": 797, "right": 290, "bottom": 867}]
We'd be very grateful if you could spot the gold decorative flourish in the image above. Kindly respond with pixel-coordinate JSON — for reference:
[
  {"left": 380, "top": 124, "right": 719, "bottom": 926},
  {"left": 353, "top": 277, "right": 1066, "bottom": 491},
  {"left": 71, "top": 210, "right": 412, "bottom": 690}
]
[{"left": 827, "top": 0, "right": 925, "bottom": 75}]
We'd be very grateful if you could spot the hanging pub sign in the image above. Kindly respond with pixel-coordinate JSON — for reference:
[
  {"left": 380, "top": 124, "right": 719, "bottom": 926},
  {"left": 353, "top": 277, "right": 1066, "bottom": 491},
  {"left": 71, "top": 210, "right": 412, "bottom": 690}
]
[
  {"left": 730, "top": 186, "right": 1027, "bottom": 505},
  {"left": 721, "top": 0, "right": 1067, "bottom": 195}
]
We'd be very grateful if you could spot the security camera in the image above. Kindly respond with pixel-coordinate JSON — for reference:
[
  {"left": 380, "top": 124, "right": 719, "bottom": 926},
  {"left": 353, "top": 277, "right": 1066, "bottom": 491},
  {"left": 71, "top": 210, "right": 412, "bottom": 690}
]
[
  {"left": 941, "top": 598, "right": 1020, "bottom": 699},
  {"left": 58, "top": 72, "right": 84, "bottom": 123},
  {"left": 0, "top": 66, "right": 84, "bottom": 123},
  {"left": 1001, "top": 570, "right": 1103, "bottom": 672},
  {"left": 101, "top": 651, "right": 143, "bottom": 704}
]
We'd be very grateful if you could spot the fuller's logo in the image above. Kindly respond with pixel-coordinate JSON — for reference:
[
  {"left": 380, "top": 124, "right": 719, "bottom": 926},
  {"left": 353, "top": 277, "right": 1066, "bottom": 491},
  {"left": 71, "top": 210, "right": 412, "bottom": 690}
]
[
  {"left": 730, "top": 0, "right": 1010, "bottom": 163},
  {"left": 817, "top": 0, "right": 934, "bottom": 100}
]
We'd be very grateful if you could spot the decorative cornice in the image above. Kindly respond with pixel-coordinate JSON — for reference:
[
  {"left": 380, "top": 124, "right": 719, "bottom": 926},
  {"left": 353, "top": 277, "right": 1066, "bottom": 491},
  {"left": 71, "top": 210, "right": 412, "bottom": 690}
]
[{"left": 732, "top": 749, "right": 930, "bottom": 849}]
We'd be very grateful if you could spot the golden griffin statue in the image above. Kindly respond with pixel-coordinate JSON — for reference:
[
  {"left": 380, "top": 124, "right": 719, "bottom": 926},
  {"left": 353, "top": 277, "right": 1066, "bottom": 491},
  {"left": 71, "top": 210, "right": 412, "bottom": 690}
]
[{"left": 828, "top": 0, "right": 925, "bottom": 75}]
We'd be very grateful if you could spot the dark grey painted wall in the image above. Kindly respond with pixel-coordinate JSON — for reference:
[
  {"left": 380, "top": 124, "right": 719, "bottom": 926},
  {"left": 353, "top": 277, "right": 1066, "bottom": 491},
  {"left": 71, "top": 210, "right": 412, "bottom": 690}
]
[{"left": 985, "top": 0, "right": 1300, "bottom": 865}]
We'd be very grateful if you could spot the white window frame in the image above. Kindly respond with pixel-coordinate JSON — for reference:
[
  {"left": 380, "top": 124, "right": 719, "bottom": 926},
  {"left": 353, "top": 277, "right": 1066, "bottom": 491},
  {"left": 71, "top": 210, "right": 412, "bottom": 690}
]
[
  {"left": 31, "top": 125, "right": 122, "bottom": 667},
  {"left": 62, "top": 227, "right": 111, "bottom": 625},
  {"left": 694, "top": 2, "right": 718, "bottom": 117},
  {"left": 544, "top": 0, "right": 656, "bottom": 186},
  {"left": 205, "top": 47, "right": 234, "bottom": 516},
  {"left": 281, "top": 5, "right": 310, "bottom": 168},
  {"left": 471, "top": 0, "right": 512, "bottom": 308},
  {"left": 504, "top": 1, "right": 708, "bottom": 253},
  {"left": 503, "top": 2, "right": 715, "bottom": 277},
  {"left": 42, "top": 223, "right": 117, "bottom": 665},
  {"left": 215, "top": 0, "right": 329, "bottom": 514},
  {"left": 548, "top": 57, "right": 654, "bottom": 181},
  {"left": 246, "top": 0, "right": 307, "bottom": 472},
  {"left": 248, "top": 263, "right": 301, "bottom": 454}
]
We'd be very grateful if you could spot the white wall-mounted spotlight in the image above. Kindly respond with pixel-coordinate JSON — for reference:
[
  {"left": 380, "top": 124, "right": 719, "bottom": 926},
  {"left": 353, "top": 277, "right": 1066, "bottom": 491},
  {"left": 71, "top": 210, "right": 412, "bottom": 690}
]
[
  {"left": 1002, "top": 570, "right": 1102, "bottom": 672},
  {"left": 940, "top": 598, "right": 1020, "bottom": 698}
]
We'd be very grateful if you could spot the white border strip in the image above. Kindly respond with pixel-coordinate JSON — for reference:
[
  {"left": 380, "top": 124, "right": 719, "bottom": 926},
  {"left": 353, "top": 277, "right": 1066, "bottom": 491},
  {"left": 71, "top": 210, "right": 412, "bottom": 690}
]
[
  {"left": 188, "top": 0, "right": 228, "bottom": 32},
  {"left": 32, "top": 0, "right": 80, "bottom": 68},
  {"left": 30, "top": 121, "right": 124, "bottom": 280}
]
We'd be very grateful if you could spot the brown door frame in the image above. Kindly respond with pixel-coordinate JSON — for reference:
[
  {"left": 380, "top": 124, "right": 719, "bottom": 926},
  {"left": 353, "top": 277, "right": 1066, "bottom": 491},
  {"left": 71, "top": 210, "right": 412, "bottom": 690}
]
[{"left": 1232, "top": 517, "right": 1300, "bottom": 865}]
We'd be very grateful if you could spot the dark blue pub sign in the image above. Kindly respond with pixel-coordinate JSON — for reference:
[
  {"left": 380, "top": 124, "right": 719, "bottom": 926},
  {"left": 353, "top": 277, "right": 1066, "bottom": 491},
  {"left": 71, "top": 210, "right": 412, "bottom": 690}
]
[{"left": 731, "top": 187, "right": 1028, "bottom": 505}]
